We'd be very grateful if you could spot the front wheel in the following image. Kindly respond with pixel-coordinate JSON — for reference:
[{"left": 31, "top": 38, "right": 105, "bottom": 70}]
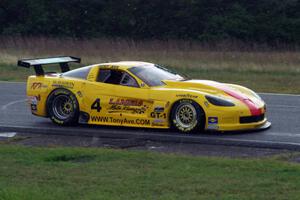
[
  {"left": 47, "top": 89, "right": 79, "bottom": 125},
  {"left": 170, "top": 99, "right": 205, "bottom": 133}
]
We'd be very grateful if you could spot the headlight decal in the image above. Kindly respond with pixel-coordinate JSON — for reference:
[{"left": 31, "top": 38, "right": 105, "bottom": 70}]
[{"left": 205, "top": 95, "right": 235, "bottom": 107}]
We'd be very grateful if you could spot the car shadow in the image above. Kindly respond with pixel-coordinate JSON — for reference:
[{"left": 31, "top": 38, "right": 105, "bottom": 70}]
[{"left": 32, "top": 119, "right": 270, "bottom": 137}]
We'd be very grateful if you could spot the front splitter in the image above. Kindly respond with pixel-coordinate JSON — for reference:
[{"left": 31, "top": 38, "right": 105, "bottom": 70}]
[{"left": 257, "top": 121, "right": 272, "bottom": 130}]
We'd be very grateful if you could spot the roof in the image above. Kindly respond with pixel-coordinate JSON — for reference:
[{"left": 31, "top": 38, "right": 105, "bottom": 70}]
[{"left": 97, "top": 61, "right": 155, "bottom": 69}]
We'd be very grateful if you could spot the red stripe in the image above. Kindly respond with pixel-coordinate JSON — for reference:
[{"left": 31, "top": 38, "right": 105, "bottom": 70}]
[
  {"left": 219, "top": 86, "right": 262, "bottom": 116},
  {"left": 195, "top": 81, "right": 262, "bottom": 116}
]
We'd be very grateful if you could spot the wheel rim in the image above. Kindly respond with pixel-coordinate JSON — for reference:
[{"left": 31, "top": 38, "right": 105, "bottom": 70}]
[
  {"left": 175, "top": 103, "right": 197, "bottom": 128},
  {"left": 52, "top": 95, "right": 73, "bottom": 120}
]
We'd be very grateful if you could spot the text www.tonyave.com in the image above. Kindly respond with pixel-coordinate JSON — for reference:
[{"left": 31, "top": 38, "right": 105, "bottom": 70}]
[{"left": 91, "top": 116, "right": 151, "bottom": 125}]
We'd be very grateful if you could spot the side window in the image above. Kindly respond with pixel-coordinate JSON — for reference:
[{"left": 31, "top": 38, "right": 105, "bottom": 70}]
[
  {"left": 97, "top": 69, "right": 112, "bottom": 82},
  {"left": 120, "top": 73, "right": 139, "bottom": 87},
  {"left": 62, "top": 66, "right": 92, "bottom": 79},
  {"left": 97, "top": 69, "right": 139, "bottom": 87}
]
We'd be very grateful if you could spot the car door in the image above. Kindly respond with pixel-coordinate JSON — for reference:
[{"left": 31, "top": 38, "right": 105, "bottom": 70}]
[{"left": 83, "top": 67, "right": 152, "bottom": 127}]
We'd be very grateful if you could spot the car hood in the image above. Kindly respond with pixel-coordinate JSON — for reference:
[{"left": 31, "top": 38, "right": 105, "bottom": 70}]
[
  {"left": 163, "top": 79, "right": 251, "bottom": 96},
  {"left": 162, "top": 79, "right": 264, "bottom": 115}
]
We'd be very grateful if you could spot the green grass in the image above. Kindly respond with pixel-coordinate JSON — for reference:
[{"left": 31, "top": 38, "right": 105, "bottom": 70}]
[
  {"left": 0, "top": 64, "right": 31, "bottom": 81},
  {"left": 175, "top": 67, "right": 300, "bottom": 94},
  {"left": 0, "top": 64, "right": 64, "bottom": 82},
  {"left": 0, "top": 145, "right": 299, "bottom": 200},
  {"left": 1, "top": 37, "right": 300, "bottom": 93}
]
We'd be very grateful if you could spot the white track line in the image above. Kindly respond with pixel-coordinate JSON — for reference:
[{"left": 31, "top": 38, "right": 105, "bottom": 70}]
[
  {"left": 265, "top": 132, "right": 300, "bottom": 137},
  {"left": 268, "top": 104, "right": 300, "bottom": 109},
  {"left": 201, "top": 134, "right": 300, "bottom": 146},
  {"left": 0, "top": 81, "right": 25, "bottom": 84},
  {"left": 259, "top": 93, "right": 300, "bottom": 97},
  {"left": 0, "top": 132, "right": 17, "bottom": 138},
  {"left": 1, "top": 99, "right": 27, "bottom": 111}
]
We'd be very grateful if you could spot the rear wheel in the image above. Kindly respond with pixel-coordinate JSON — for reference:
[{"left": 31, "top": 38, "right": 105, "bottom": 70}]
[
  {"left": 170, "top": 99, "right": 205, "bottom": 133},
  {"left": 47, "top": 89, "right": 79, "bottom": 125}
]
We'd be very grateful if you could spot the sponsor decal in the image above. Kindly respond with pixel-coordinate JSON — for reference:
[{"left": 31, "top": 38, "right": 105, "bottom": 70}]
[
  {"left": 207, "top": 117, "right": 219, "bottom": 130},
  {"left": 31, "top": 82, "right": 47, "bottom": 90},
  {"left": 52, "top": 80, "right": 74, "bottom": 89},
  {"left": 107, "top": 98, "right": 147, "bottom": 114},
  {"left": 31, "top": 82, "right": 42, "bottom": 90},
  {"left": 176, "top": 94, "right": 198, "bottom": 98},
  {"left": 151, "top": 106, "right": 166, "bottom": 119},
  {"left": 207, "top": 124, "right": 219, "bottom": 130},
  {"left": 152, "top": 119, "right": 165, "bottom": 127},
  {"left": 154, "top": 106, "right": 164, "bottom": 113},
  {"left": 153, "top": 119, "right": 165, "bottom": 123},
  {"left": 208, "top": 117, "right": 218, "bottom": 124},
  {"left": 207, "top": 117, "right": 218, "bottom": 131},
  {"left": 150, "top": 112, "right": 167, "bottom": 119},
  {"left": 108, "top": 104, "right": 147, "bottom": 114},
  {"left": 109, "top": 98, "right": 143, "bottom": 106},
  {"left": 90, "top": 116, "right": 150, "bottom": 126}
]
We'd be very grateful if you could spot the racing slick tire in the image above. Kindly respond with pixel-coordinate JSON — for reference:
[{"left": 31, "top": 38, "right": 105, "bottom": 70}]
[
  {"left": 47, "top": 89, "right": 79, "bottom": 125},
  {"left": 170, "top": 99, "right": 205, "bottom": 133}
]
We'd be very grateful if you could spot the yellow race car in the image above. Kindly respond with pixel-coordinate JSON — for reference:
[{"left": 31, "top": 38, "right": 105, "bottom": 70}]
[{"left": 18, "top": 56, "right": 271, "bottom": 133}]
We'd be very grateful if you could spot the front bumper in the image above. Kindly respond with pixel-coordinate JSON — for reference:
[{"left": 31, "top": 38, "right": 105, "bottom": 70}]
[
  {"left": 206, "top": 116, "right": 271, "bottom": 132},
  {"left": 205, "top": 100, "right": 270, "bottom": 132},
  {"left": 199, "top": 81, "right": 271, "bottom": 132}
]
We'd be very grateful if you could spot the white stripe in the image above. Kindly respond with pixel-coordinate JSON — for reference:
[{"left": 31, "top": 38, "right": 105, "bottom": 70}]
[
  {"left": 204, "top": 136, "right": 300, "bottom": 146},
  {"left": 0, "top": 81, "right": 26, "bottom": 84},
  {"left": 0, "top": 132, "right": 17, "bottom": 138},
  {"left": 265, "top": 132, "right": 300, "bottom": 138},
  {"left": 259, "top": 92, "right": 300, "bottom": 97},
  {"left": 268, "top": 104, "right": 300, "bottom": 109},
  {"left": 1, "top": 99, "right": 27, "bottom": 110}
]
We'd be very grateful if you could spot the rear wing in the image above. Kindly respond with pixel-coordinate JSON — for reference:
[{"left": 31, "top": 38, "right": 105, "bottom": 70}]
[{"left": 17, "top": 56, "right": 81, "bottom": 76}]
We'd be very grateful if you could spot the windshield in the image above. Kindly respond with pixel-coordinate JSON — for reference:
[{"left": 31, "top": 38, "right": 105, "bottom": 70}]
[{"left": 129, "top": 64, "right": 186, "bottom": 86}]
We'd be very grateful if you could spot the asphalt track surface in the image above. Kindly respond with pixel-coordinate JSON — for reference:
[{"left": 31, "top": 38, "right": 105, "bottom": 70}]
[{"left": 0, "top": 82, "right": 300, "bottom": 150}]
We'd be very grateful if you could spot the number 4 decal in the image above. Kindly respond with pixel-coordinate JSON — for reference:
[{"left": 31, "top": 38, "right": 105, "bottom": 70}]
[{"left": 91, "top": 98, "right": 101, "bottom": 112}]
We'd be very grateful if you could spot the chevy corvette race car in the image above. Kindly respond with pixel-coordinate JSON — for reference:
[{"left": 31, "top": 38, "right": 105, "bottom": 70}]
[{"left": 18, "top": 56, "right": 271, "bottom": 133}]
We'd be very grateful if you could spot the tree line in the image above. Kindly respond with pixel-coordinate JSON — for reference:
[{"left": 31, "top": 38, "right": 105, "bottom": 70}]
[{"left": 0, "top": 0, "right": 299, "bottom": 44}]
